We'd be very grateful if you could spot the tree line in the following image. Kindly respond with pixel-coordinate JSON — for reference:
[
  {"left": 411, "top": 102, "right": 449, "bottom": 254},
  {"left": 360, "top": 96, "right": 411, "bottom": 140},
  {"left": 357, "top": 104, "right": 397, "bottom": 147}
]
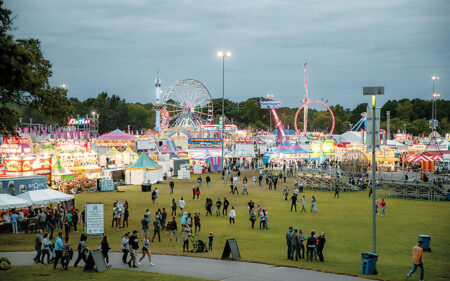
[{"left": 1, "top": 2, "right": 449, "bottom": 136}]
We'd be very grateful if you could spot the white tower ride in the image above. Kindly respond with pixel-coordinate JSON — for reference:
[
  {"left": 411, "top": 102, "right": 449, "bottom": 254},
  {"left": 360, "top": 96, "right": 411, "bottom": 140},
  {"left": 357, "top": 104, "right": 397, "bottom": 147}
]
[{"left": 154, "top": 71, "right": 162, "bottom": 131}]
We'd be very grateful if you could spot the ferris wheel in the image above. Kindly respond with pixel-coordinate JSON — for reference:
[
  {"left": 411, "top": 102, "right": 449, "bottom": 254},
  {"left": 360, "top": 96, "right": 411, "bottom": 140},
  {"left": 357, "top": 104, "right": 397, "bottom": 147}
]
[{"left": 161, "top": 79, "right": 214, "bottom": 129}]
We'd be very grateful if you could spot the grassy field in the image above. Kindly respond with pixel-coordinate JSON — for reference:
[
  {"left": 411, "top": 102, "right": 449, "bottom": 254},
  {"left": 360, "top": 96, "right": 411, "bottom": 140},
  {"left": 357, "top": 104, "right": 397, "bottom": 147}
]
[
  {"left": 0, "top": 171, "right": 449, "bottom": 280},
  {"left": 2, "top": 266, "right": 210, "bottom": 281}
]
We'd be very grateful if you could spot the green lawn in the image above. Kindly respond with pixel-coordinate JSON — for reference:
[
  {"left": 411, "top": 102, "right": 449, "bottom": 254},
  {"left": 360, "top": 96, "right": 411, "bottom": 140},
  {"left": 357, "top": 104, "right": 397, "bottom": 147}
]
[
  {"left": 2, "top": 266, "right": 210, "bottom": 281},
  {"left": 1, "top": 171, "right": 449, "bottom": 281}
]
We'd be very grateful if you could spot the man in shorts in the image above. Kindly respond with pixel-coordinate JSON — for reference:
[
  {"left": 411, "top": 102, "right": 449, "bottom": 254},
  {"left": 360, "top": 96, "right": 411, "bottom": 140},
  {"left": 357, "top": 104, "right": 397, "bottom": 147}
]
[{"left": 127, "top": 230, "right": 139, "bottom": 268}]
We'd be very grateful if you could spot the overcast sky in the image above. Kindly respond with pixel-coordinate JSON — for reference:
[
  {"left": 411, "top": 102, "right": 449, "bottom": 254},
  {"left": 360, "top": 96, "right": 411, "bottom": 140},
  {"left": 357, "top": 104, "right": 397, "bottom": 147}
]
[{"left": 5, "top": 0, "right": 450, "bottom": 109}]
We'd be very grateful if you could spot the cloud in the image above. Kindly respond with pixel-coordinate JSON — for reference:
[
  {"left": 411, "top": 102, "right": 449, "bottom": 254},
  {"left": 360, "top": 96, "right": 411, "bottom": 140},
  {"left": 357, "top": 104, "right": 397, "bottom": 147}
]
[{"left": 5, "top": 0, "right": 450, "bottom": 109}]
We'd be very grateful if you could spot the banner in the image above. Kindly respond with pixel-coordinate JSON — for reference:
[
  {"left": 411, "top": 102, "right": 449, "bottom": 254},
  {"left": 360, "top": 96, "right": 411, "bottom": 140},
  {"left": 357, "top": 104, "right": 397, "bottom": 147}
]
[
  {"left": 188, "top": 138, "right": 221, "bottom": 149},
  {"left": 259, "top": 100, "right": 282, "bottom": 109},
  {"left": 85, "top": 203, "right": 104, "bottom": 235}
]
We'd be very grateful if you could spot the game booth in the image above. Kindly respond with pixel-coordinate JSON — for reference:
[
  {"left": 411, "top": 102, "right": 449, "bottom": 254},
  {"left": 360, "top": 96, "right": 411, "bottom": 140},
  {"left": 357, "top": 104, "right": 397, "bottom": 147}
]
[{"left": 191, "top": 149, "right": 222, "bottom": 173}]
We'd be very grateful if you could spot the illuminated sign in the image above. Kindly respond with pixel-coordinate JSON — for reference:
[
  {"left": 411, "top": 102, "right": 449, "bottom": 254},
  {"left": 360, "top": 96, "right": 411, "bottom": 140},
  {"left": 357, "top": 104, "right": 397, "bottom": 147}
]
[
  {"left": 1, "top": 137, "right": 31, "bottom": 154},
  {"left": 260, "top": 101, "right": 282, "bottom": 109},
  {"left": 68, "top": 118, "right": 91, "bottom": 126},
  {"left": 188, "top": 138, "right": 221, "bottom": 149}
]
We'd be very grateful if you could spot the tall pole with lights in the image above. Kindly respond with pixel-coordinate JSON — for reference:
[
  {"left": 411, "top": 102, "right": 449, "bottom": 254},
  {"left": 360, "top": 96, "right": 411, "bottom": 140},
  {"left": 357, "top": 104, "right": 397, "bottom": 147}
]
[
  {"left": 217, "top": 51, "right": 231, "bottom": 171},
  {"left": 431, "top": 75, "right": 440, "bottom": 133}
]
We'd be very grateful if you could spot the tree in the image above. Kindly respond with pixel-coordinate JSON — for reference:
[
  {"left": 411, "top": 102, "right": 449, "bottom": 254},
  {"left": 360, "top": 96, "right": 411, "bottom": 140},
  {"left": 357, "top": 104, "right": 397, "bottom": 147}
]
[{"left": 0, "top": 1, "right": 71, "bottom": 133}]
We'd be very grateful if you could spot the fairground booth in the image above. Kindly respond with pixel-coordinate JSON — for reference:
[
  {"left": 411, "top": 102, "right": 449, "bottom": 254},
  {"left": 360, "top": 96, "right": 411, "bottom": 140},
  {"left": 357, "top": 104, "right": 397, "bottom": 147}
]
[{"left": 125, "top": 153, "right": 163, "bottom": 184}]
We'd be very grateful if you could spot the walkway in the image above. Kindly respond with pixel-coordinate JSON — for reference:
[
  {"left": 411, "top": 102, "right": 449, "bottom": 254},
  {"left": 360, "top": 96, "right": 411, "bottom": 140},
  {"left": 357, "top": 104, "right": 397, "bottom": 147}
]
[{"left": 2, "top": 251, "right": 368, "bottom": 281}]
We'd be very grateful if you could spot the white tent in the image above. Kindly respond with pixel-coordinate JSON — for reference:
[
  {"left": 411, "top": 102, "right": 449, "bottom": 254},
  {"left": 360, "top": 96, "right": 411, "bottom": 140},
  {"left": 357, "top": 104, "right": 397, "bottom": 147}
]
[
  {"left": 0, "top": 194, "right": 30, "bottom": 210},
  {"left": 16, "top": 189, "right": 74, "bottom": 205}
]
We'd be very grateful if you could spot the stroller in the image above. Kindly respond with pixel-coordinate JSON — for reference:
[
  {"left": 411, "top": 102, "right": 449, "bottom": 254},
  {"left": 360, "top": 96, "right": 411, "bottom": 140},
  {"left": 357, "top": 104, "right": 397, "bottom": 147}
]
[{"left": 189, "top": 235, "right": 208, "bottom": 253}]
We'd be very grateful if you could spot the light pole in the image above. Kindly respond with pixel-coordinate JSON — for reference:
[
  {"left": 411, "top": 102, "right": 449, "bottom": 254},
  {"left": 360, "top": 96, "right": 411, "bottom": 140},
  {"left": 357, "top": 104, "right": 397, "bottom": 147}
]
[
  {"left": 266, "top": 94, "right": 274, "bottom": 132},
  {"left": 217, "top": 51, "right": 231, "bottom": 171},
  {"left": 363, "top": 86, "right": 384, "bottom": 256},
  {"left": 431, "top": 76, "right": 439, "bottom": 130}
]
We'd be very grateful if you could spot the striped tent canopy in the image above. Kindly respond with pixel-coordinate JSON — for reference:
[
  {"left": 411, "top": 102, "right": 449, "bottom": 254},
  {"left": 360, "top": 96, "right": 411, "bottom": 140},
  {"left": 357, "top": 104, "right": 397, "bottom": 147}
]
[
  {"left": 429, "top": 154, "right": 443, "bottom": 161},
  {"left": 97, "top": 129, "right": 136, "bottom": 140},
  {"left": 404, "top": 154, "right": 433, "bottom": 162}
]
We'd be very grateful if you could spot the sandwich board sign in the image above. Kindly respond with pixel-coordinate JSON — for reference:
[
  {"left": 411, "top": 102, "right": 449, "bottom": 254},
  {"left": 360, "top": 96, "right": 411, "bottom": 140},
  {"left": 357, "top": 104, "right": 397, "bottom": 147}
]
[
  {"left": 221, "top": 238, "right": 241, "bottom": 260},
  {"left": 85, "top": 203, "right": 104, "bottom": 236}
]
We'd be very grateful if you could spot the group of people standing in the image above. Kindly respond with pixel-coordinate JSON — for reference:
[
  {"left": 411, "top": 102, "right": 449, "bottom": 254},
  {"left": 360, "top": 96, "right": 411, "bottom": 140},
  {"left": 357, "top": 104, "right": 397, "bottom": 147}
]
[{"left": 286, "top": 227, "right": 326, "bottom": 262}]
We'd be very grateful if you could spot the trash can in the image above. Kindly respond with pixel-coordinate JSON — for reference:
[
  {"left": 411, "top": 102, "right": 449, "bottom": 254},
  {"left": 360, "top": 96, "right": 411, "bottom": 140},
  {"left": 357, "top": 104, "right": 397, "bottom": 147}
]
[
  {"left": 419, "top": 235, "right": 431, "bottom": 251},
  {"left": 361, "top": 252, "right": 378, "bottom": 275},
  {"left": 141, "top": 183, "right": 152, "bottom": 192},
  {"left": 446, "top": 192, "right": 450, "bottom": 201}
]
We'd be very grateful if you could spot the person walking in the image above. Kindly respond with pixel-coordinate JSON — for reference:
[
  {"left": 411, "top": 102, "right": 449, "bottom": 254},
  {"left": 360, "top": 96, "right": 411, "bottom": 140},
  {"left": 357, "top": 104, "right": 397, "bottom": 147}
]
[
  {"left": 223, "top": 198, "right": 229, "bottom": 216},
  {"left": 311, "top": 196, "right": 317, "bottom": 213},
  {"left": 283, "top": 186, "right": 289, "bottom": 200},
  {"left": 40, "top": 233, "right": 51, "bottom": 264},
  {"left": 168, "top": 217, "right": 178, "bottom": 242},
  {"left": 249, "top": 208, "right": 257, "bottom": 229},
  {"left": 171, "top": 198, "right": 177, "bottom": 216},
  {"left": 128, "top": 230, "right": 139, "bottom": 268},
  {"left": 178, "top": 197, "right": 185, "bottom": 216},
  {"left": 229, "top": 207, "right": 236, "bottom": 224},
  {"left": 290, "top": 228, "right": 300, "bottom": 261},
  {"left": 195, "top": 187, "right": 201, "bottom": 200},
  {"left": 61, "top": 236, "right": 72, "bottom": 270},
  {"left": 317, "top": 232, "right": 326, "bottom": 262},
  {"left": 74, "top": 234, "right": 89, "bottom": 267},
  {"left": 286, "top": 227, "right": 293, "bottom": 260},
  {"left": 121, "top": 232, "right": 130, "bottom": 264},
  {"left": 206, "top": 175, "right": 211, "bottom": 188},
  {"left": 380, "top": 198, "right": 386, "bottom": 216},
  {"left": 334, "top": 185, "right": 340, "bottom": 198},
  {"left": 215, "top": 198, "right": 222, "bottom": 216},
  {"left": 33, "top": 229, "right": 43, "bottom": 263},
  {"left": 53, "top": 232, "right": 64, "bottom": 269},
  {"left": 301, "top": 195, "right": 306, "bottom": 212},
  {"left": 406, "top": 241, "right": 424, "bottom": 280},
  {"left": 290, "top": 193, "right": 298, "bottom": 212},
  {"left": 169, "top": 181, "right": 174, "bottom": 194},
  {"left": 100, "top": 236, "right": 111, "bottom": 266},
  {"left": 192, "top": 185, "right": 196, "bottom": 200},
  {"left": 138, "top": 234, "right": 155, "bottom": 266},
  {"left": 181, "top": 224, "right": 190, "bottom": 252},
  {"left": 242, "top": 178, "right": 249, "bottom": 195},
  {"left": 151, "top": 216, "right": 162, "bottom": 242}
]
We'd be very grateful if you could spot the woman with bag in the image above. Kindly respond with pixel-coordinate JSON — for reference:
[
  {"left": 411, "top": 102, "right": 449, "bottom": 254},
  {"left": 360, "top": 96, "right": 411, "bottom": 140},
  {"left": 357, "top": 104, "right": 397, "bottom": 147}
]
[
  {"left": 138, "top": 234, "right": 155, "bottom": 266},
  {"left": 100, "top": 236, "right": 111, "bottom": 266},
  {"left": 74, "top": 234, "right": 89, "bottom": 267}
]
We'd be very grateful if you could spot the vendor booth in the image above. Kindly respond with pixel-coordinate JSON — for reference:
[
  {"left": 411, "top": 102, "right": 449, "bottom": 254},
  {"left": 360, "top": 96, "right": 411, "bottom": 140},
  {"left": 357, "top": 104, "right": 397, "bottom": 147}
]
[
  {"left": 16, "top": 189, "right": 74, "bottom": 205},
  {"left": 125, "top": 153, "right": 163, "bottom": 185},
  {"left": 192, "top": 149, "right": 222, "bottom": 172},
  {"left": 0, "top": 194, "right": 30, "bottom": 210}
]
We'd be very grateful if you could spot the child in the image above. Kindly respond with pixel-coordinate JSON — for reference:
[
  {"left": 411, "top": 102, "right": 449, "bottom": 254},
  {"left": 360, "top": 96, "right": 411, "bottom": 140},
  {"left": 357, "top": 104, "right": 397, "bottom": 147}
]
[{"left": 208, "top": 232, "right": 214, "bottom": 251}]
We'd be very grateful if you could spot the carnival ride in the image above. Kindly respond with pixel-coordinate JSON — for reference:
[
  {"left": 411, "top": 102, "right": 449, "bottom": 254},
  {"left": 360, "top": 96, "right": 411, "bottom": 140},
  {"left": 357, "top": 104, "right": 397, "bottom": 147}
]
[
  {"left": 294, "top": 63, "right": 335, "bottom": 135},
  {"left": 260, "top": 63, "right": 336, "bottom": 140},
  {"left": 160, "top": 79, "right": 214, "bottom": 130}
]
